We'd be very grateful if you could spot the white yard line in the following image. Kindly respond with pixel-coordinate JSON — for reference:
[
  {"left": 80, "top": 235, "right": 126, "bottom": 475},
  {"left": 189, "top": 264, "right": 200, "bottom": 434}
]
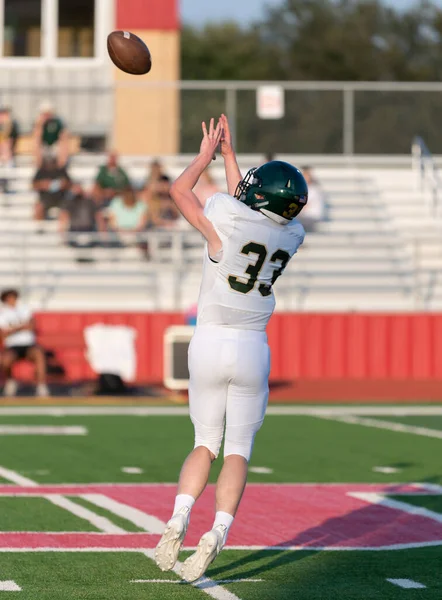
[
  {"left": 81, "top": 494, "right": 165, "bottom": 534},
  {"left": 45, "top": 495, "right": 125, "bottom": 534},
  {"left": 0, "top": 466, "right": 124, "bottom": 534},
  {"left": 387, "top": 579, "right": 426, "bottom": 589},
  {"left": 1, "top": 541, "right": 442, "bottom": 552},
  {"left": 143, "top": 549, "right": 243, "bottom": 600},
  {"left": 348, "top": 492, "right": 442, "bottom": 524},
  {"left": 132, "top": 579, "right": 263, "bottom": 584},
  {"left": 0, "top": 405, "right": 442, "bottom": 417},
  {"left": 249, "top": 467, "right": 273, "bottom": 474},
  {"left": 0, "top": 581, "right": 21, "bottom": 591},
  {"left": 0, "top": 426, "right": 87, "bottom": 436},
  {"left": 0, "top": 466, "right": 38, "bottom": 487},
  {"left": 319, "top": 415, "right": 442, "bottom": 439}
]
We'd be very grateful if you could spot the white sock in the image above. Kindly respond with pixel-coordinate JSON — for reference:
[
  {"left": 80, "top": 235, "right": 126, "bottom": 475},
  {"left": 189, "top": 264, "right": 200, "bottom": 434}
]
[
  {"left": 173, "top": 494, "right": 195, "bottom": 519},
  {"left": 213, "top": 511, "right": 234, "bottom": 543}
]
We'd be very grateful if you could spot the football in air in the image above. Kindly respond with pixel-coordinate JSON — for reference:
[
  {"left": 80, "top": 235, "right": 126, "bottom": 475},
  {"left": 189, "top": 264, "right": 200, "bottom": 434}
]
[{"left": 107, "top": 31, "right": 152, "bottom": 75}]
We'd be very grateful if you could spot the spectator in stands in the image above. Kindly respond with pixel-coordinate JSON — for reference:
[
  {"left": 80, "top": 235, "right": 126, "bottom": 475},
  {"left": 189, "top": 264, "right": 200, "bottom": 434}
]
[
  {"left": 33, "top": 101, "right": 69, "bottom": 167},
  {"left": 32, "top": 157, "right": 71, "bottom": 221},
  {"left": 145, "top": 159, "right": 165, "bottom": 190},
  {"left": 59, "top": 184, "right": 104, "bottom": 247},
  {"left": 148, "top": 175, "right": 180, "bottom": 229},
  {"left": 94, "top": 151, "right": 130, "bottom": 206},
  {"left": 0, "top": 289, "right": 49, "bottom": 397},
  {"left": 0, "top": 107, "right": 18, "bottom": 166},
  {"left": 193, "top": 168, "right": 219, "bottom": 205},
  {"left": 108, "top": 187, "right": 149, "bottom": 234},
  {"left": 0, "top": 107, "right": 18, "bottom": 192},
  {"left": 299, "top": 166, "right": 326, "bottom": 233}
]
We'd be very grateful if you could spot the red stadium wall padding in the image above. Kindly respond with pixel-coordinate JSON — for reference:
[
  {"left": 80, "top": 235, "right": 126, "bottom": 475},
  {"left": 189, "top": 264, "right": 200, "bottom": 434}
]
[
  {"left": 11, "top": 312, "right": 442, "bottom": 386},
  {"left": 116, "top": 0, "right": 179, "bottom": 31}
]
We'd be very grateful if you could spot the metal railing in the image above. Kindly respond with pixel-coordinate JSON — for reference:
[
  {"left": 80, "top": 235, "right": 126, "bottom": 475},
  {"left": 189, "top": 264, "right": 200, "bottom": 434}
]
[
  {"left": 0, "top": 230, "right": 440, "bottom": 311},
  {"left": 3, "top": 79, "right": 442, "bottom": 154}
]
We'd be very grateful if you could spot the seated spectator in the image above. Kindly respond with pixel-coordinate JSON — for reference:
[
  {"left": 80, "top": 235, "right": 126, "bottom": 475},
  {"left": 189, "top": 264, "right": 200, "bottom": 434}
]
[
  {"left": 0, "top": 289, "right": 49, "bottom": 398},
  {"left": 59, "top": 184, "right": 104, "bottom": 247},
  {"left": 0, "top": 107, "right": 18, "bottom": 192},
  {"left": 145, "top": 158, "right": 165, "bottom": 189},
  {"left": 194, "top": 168, "right": 219, "bottom": 206},
  {"left": 32, "top": 157, "right": 71, "bottom": 221},
  {"left": 108, "top": 187, "right": 148, "bottom": 234},
  {"left": 299, "top": 166, "right": 326, "bottom": 233},
  {"left": 0, "top": 107, "right": 18, "bottom": 167},
  {"left": 33, "top": 101, "right": 68, "bottom": 167},
  {"left": 94, "top": 151, "right": 130, "bottom": 206},
  {"left": 148, "top": 175, "right": 180, "bottom": 229}
]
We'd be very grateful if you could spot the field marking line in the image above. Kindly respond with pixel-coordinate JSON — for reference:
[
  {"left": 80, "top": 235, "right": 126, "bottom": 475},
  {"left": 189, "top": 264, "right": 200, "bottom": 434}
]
[
  {"left": 414, "top": 482, "right": 442, "bottom": 494},
  {"left": 0, "top": 426, "right": 87, "bottom": 436},
  {"left": 387, "top": 579, "right": 426, "bottom": 589},
  {"left": 143, "top": 549, "right": 243, "bottom": 600},
  {"left": 348, "top": 492, "right": 442, "bottom": 524},
  {"left": 0, "top": 580, "right": 21, "bottom": 591},
  {"left": 81, "top": 494, "right": 165, "bottom": 534},
  {"left": 1, "top": 540, "right": 442, "bottom": 552},
  {"left": 318, "top": 415, "right": 442, "bottom": 439},
  {"left": 131, "top": 579, "right": 263, "bottom": 585},
  {"left": 45, "top": 495, "right": 126, "bottom": 534},
  {"left": 0, "top": 466, "right": 126, "bottom": 534},
  {"left": 0, "top": 467, "right": 38, "bottom": 487},
  {"left": 1, "top": 405, "right": 442, "bottom": 417},
  {"left": 249, "top": 467, "right": 273, "bottom": 474}
]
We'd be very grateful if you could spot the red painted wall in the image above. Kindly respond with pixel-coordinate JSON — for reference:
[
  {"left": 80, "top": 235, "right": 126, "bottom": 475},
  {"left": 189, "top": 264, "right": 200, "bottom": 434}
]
[
  {"left": 116, "top": 0, "right": 179, "bottom": 31},
  {"left": 10, "top": 312, "right": 442, "bottom": 385}
]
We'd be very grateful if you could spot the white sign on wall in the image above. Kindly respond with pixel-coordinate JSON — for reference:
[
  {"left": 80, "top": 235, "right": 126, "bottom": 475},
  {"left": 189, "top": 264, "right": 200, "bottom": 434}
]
[{"left": 256, "top": 85, "right": 285, "bottom": 120}]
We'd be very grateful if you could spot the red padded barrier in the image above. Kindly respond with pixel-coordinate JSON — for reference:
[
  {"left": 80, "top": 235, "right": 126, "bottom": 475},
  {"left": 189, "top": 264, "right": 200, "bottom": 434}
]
[
  {"left": 116, "top": 0, "right": 179, "bottom": 31},
  {"left": 11, "top": 312, "right": 442, "bottom": 385}
]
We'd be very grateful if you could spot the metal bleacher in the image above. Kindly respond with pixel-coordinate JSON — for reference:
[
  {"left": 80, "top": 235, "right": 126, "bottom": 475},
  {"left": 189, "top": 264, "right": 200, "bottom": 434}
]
[{"left": 1, "top": 151, "right": 441, "bottom": 312}]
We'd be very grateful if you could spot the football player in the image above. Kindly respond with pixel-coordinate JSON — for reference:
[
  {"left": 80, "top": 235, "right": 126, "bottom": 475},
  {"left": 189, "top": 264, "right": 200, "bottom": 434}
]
[{"left": 155, "top": 115, "right": 307, "bottom": 582}]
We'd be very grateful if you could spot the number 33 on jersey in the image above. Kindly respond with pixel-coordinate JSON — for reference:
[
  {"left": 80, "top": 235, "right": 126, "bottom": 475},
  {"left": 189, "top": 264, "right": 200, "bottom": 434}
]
[{"left": 197, "top": 193, "right": 305, "bottom": 332}]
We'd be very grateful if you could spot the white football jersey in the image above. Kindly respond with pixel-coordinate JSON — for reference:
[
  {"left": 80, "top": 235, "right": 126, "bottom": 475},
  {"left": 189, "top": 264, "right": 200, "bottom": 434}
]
[
  {"left": 0, "top": 303, "right": 35, "bottom": 347},
  {"left": 197, "top": 193, "right": 305, "bottom": 331}
]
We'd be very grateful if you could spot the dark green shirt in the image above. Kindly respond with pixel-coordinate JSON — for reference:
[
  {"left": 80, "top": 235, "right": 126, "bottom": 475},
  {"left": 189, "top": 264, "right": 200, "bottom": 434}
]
[
  {"left": 42, "top": 117, "right": 64, "bottom": 146},
  {"left": 96, "top": 165, "right": 130, "bottom": 191}
]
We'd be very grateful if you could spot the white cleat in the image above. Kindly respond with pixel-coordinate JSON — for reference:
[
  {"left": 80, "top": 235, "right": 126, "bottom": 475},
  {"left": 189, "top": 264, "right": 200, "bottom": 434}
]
[
  {"left": 154, "top": 507, "right": 189, "bottom": 572},
  {"left": 181, "top": 525, "right": 226, "bottom": 583},
  {"left": 3, "top": 379, "right": 17, "bottom": 397}
]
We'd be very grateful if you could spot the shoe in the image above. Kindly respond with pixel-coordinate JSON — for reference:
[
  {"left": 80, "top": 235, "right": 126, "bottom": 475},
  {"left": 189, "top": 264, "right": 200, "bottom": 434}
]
[
  {"left": 181, "top": 525, "right": 226, "bottom": 583},
  {"left": 154, "top": 507, "right": 189, "bottom": 572},
  {"left": 3, "top": 379, "right": 17, "bottom": 397},
  {"left": 36, "top": 384, "right": 50, "bottom": 397}
]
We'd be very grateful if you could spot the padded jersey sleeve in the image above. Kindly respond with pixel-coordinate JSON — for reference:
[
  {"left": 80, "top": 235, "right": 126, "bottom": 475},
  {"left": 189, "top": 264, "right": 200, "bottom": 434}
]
[{"left": 204, "top": 193, "right": 239, "bottom": 239}]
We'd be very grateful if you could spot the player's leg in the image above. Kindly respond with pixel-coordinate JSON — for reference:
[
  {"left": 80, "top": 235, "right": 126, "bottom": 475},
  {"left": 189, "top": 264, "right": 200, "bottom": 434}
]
[
  {"left": 155, "top": 329, "right": 227, "bottom": 571},
  {"left": 182, "top": 331, "right": 269, "bottom": 582},
  {"left": 26, "top": 346, "right": 49, "bottom": 397},
  {"left": 2, "top": 348, "right": 19, "bottom": 396}
]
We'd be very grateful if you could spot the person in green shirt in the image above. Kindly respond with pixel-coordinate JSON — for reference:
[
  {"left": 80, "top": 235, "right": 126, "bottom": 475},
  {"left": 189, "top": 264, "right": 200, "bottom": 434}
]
[
  {"left": 33, "top": 101, "right": 69, "bottom": 168},
  {"left": 94, "top": 150, "right": 131, "bottom": 206}
]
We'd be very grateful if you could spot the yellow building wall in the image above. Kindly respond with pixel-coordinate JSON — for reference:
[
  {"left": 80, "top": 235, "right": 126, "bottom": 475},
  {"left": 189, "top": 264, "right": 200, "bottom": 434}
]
[{"left": 113, "top": 30, "right": 180, "bottom": 155}]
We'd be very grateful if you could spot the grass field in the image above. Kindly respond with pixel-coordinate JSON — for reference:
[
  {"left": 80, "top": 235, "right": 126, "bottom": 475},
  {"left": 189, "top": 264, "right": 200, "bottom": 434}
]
[{"left": 0, "top": 404, "right": 441, "bottom": 599}]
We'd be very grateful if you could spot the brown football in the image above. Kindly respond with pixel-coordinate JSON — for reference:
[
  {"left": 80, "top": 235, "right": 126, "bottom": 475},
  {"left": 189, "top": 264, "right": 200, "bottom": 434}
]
[{"left": 107, "top": 31, "right": 152, "bottom": 75}]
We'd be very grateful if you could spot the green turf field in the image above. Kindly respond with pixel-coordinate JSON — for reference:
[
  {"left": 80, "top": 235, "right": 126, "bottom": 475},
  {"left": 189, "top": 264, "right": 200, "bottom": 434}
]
[{"left": 0, "top": 404, "right": 440, "bottom": 599}]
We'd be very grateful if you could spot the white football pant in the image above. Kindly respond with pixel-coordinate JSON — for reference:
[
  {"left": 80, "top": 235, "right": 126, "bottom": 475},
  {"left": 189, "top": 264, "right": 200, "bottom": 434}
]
[{"left": 188, "top": 326, "right": 270, "bottom": 462}]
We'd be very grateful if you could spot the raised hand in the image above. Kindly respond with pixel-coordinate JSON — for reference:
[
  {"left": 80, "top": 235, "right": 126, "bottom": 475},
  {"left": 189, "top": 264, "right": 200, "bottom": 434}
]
[
  {"left": 220, "top": 114, "right": 234, "bottom": 158},
  {"left": 200, "top": 118, "right": 222, "bottom": 162}
]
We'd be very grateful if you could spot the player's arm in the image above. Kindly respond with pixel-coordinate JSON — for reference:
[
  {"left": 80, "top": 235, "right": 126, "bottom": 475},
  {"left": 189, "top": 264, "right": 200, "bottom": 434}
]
[
  {"left": 220, "top": 114, "right": 242, "bottom": 196},
  {"left": 170, "top": 119, "right": 222, "bottom": 254}
]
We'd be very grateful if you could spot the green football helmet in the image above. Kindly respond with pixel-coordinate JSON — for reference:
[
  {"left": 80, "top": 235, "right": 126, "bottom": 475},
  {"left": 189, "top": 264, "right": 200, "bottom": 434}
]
[{"left": 234, "top": 161, "right": 308, "bottom": 224}]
